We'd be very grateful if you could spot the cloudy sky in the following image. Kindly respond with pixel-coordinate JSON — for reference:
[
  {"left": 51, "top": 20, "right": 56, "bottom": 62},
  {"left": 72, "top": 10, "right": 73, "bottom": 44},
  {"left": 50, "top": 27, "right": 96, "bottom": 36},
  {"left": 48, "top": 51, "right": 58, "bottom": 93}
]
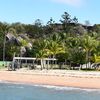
[{"left": 0, "top": 0, "right": 99, "bottom": 25}]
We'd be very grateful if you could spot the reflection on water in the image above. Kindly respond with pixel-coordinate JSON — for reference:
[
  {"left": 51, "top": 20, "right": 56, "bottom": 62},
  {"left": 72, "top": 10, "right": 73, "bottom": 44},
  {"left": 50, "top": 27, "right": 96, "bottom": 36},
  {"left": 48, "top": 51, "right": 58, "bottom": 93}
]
[{"left": 0, "top": 82, "right": 100, "bottom": 100}]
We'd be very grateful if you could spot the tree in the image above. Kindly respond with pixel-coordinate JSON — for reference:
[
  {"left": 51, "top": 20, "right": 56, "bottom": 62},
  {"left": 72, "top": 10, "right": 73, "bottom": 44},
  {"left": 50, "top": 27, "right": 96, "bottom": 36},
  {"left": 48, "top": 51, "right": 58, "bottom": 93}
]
[
  {"left": 11, "top": 22, "right": 25, "bottom": 34},
  {"left": 81, "top": 34, "right": 98, "bottom": 68},
  {"left": 65, "top": 37, "right": 85, "bottom": 67},
  {"left": 72, "top": 16, "right": 78, "bottom": 24},
  {"left": 43, "top": 17, "right": 56, "bottom": 37},
  {"left": 1, "top": 23, "right": 17, "bottom": 61},
  {"left": 60, "top": 12, "right": 72, "bottom": 33},
  {"left": 47, "top": 40, "right": 65, "bottom": 58},
  {"left": 60, "top": 12, "right": 78, "bottom": 34},
  {"left": 6, "top": 44, "right": 20, "bottom": 60},
  {"left": 70, "top": 25, "right": 86, "bottom": 36},
  {"left": 93, "top": 24, "right": 100, "bottom": 33},
  {"left": 34, "top": 19, "right": 43, "bottom": 27},
  {"left": 0, "top": 23, "right": 4, "bottom": 60},
  {"left": 32, "top": 39, "right": 48, "bottom": 70}
]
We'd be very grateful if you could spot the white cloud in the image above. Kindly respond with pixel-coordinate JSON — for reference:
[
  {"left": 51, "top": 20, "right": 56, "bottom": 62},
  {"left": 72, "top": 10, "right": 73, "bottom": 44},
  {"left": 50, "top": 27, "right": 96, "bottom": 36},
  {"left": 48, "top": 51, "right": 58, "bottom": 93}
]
[{"left": 51, "top": 0, "right": 83, "bottom": 7}]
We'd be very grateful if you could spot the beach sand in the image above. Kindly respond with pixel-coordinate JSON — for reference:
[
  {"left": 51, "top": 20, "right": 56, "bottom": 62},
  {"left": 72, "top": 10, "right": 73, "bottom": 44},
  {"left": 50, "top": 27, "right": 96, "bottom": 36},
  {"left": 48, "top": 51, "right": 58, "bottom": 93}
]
[{"left": 0, "top": 69, "right": 100, "bottom": 89}]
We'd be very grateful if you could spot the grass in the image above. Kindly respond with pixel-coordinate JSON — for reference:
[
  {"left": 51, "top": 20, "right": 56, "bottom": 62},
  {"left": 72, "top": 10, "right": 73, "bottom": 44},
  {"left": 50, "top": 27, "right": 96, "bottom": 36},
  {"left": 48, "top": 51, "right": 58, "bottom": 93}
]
[
  {"left": 0, "top": 65, "right": 5, "bottom": 69},
  {"left": 0, "top": 61, "right": 11, "bottom": 69}
]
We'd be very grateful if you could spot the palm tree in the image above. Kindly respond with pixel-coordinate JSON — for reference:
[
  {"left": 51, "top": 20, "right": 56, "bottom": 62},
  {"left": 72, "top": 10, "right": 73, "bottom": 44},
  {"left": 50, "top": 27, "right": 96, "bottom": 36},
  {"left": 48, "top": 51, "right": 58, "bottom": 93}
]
[
  {"left": 81, "top": 34, "right": 98, "bottom": 68},
  {"left": 33, "top": 39, "right": 48, "bottom": 70},
  {"left": 47, "top": 40, "right": 65, "bottom": 58},
  {"left": 1, "top": 24, "right": 16, "bottom": 65},
  {"left": 65, "top": 36, "right": 83, "bottom": 68}
]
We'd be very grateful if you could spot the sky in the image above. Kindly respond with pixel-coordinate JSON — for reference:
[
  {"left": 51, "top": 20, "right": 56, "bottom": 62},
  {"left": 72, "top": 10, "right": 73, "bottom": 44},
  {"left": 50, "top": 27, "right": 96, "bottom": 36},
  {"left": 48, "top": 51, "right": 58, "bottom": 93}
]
[{"left": 0, "top": 0, "right": 99, "bottom": 25}]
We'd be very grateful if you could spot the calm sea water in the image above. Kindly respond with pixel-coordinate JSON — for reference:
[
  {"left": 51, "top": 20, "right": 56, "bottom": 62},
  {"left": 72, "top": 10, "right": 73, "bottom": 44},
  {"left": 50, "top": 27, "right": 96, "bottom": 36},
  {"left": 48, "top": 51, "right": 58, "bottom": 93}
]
[{"left": 0, "top": 82, "right": 100, "bottom": 100}]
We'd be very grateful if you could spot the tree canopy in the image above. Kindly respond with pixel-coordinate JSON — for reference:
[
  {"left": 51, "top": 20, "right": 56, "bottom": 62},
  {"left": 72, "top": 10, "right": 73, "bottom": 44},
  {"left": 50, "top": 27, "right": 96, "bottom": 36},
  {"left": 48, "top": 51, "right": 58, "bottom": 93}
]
[{"left": 0, "top": 11, "right": 100, "bottom": 68}]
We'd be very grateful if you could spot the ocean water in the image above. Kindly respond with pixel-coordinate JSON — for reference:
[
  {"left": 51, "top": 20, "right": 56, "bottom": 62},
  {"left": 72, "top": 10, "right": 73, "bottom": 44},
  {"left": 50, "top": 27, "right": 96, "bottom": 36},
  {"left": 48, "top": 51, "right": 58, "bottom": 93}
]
[{"left": 0, "top": 82, "right": 100, "bottom": 100}]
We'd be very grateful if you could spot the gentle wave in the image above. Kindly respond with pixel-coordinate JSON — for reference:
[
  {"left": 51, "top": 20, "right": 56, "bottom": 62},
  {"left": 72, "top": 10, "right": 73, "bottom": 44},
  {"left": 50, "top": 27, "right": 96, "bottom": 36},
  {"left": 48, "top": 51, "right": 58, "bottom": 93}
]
[
  {"left": 7, "top": 85, "right": 24, "bottom": 89},
  {"left": 0, "top": 80, "right": 8, "bottom": 83},
  {"left": 0, "top": 81, "right": 100, "bottom": 92},
  {"left": 33, "top": 84, "right": 100, "bottom": 92},
  {"left": 0, "top": 81, "right": 24, "bottom": 89}
]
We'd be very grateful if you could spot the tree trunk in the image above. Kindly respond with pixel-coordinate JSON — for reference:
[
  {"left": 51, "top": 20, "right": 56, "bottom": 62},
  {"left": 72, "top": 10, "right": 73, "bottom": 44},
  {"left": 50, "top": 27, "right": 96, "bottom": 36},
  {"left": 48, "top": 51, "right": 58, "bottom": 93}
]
[
  {"left": 86, "top": 51, "right": 89, "bottom": 69},
  {"left": 41, "top": 59, "right": 43, "bottom": 70},
  {"left": 43, "top": 59, "right": 45, "bottom": 69}
]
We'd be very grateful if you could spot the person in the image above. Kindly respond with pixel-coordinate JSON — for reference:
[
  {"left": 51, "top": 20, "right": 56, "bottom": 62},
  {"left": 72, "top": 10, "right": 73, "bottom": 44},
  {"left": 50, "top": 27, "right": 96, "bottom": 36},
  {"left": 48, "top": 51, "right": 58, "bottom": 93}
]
[{"left": 13, "top": 60, "right": 18, "bottom": 71}]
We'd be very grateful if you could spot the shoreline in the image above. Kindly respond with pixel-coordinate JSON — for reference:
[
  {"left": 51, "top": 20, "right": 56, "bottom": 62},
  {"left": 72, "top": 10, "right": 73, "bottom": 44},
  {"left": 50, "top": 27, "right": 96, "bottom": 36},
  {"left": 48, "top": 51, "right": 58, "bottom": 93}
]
[
  {"left": 1, "top": 81, "right": 100, "bottom": 91},
  {"left": 0, "top": 69, "right": 100, "bottom": 89}
]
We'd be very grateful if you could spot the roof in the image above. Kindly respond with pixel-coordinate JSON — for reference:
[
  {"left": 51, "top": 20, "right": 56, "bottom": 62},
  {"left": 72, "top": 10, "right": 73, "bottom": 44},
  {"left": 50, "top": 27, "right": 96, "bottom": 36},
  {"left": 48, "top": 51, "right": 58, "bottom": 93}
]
[{"left": 13, "top": 57, "right": 57, "bottom": 60}]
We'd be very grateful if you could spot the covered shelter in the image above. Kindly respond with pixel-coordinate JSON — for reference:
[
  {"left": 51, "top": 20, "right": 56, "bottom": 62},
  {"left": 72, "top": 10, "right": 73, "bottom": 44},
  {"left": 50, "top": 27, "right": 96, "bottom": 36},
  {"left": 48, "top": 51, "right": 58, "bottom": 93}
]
[{"left": 11, "top": 57, "right": 57, "bottom": 70}]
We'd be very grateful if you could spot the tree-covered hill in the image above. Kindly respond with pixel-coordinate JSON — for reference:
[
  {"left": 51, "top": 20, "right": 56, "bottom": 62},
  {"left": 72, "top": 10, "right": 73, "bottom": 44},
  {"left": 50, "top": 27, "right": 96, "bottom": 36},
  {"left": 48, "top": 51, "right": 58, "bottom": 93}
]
[{"left": 0, "top": 12, "right": 100, "bottom": 66}]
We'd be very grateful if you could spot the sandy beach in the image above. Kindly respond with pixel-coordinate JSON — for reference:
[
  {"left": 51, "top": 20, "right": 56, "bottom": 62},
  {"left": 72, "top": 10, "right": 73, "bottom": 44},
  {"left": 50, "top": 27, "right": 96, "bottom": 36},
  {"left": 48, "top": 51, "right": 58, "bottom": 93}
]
[{"left": 0, "top": 69, "right": 100, "bottom": 89}]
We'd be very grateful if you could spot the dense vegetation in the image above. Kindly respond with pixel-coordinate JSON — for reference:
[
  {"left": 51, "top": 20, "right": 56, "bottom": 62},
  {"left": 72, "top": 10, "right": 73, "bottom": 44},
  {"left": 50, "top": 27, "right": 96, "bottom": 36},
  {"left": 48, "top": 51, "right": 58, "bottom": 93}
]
[{"left": 0, "top": 12, "right": 100, "bottom": 68}]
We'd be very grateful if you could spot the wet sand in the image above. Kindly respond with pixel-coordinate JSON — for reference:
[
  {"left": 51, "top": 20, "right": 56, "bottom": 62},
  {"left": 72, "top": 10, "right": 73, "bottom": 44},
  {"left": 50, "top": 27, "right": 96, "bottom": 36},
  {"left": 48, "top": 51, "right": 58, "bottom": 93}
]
[{"left": 0, "top": 69, "right": 100, "bottom": 89}]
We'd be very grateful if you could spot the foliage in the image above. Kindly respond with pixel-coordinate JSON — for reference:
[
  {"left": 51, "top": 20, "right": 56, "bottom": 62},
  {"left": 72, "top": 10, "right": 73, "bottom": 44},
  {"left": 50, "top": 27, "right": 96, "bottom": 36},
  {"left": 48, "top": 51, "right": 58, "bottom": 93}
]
[{"left": 0, "top": 11, "right": 99, "bottom": 68}]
